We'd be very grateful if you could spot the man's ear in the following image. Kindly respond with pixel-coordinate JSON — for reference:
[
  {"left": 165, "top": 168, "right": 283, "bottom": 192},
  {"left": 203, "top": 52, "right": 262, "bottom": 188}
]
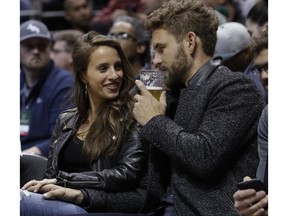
[
  {"left": 136, "top": 44, "right": 146, "bottom": 55},
  {"left": 187, "top": 31, "right": 197, "bottom": 56},
  {"left": 262, "top": 22, "right": 268, "bottom": 33}
]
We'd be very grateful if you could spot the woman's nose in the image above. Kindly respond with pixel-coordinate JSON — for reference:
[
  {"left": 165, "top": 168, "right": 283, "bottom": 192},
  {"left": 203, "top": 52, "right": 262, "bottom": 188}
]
[{"left": 108, "top": 68, "right": 119, "bottom": 79}]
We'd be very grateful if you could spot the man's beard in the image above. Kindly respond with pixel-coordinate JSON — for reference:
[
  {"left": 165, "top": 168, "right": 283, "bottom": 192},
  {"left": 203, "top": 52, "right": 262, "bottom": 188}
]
[
  {"left": 161, "top": 43, "right": 190, "bottom": 91},
  {"left": 21, "top": 58, "right": 50, "bottom": 73}
]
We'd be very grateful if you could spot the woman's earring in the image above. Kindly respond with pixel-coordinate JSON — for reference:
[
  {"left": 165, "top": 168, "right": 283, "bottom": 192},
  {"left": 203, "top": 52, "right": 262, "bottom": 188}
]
[{"left": 85, "top": 84, "right": 88, "bottom": 98}]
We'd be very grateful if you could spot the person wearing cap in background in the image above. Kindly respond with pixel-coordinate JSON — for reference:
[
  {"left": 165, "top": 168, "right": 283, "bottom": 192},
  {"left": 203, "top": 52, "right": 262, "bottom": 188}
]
[
  {"left": 20, "top": 19, "right": 74, "bottom": 157},
  {"left": 215, "top": 22, "right": 252, "bottom": 73}
]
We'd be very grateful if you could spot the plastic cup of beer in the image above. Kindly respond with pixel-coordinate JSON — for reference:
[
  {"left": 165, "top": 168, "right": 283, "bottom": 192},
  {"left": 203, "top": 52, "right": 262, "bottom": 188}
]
[{"left": 139, "top": 69, "right": 164, "bottom": 101}]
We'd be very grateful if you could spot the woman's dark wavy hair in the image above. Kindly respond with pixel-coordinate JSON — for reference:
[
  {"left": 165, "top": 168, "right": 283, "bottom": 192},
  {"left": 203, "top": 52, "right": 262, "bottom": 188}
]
[{"left": 72, "top": 31, "right": 136, "bottom": 160}]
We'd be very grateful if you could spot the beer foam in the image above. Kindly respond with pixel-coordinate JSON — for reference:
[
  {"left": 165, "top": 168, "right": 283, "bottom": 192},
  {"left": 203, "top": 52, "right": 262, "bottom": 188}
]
[{"left": 146, "top": 86, "right": 163, "bottom": 90}]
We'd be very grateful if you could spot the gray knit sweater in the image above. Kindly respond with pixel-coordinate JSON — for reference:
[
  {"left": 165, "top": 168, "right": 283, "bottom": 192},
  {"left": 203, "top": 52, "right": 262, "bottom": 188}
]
[{"left": 140, "top": 58, "right": 265, "bottom": 216}]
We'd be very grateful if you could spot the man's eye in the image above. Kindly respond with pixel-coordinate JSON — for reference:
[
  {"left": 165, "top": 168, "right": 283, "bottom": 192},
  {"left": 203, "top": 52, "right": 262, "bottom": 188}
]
[{"left": 156, "top": 47, "right": 164, "bottom": 54}]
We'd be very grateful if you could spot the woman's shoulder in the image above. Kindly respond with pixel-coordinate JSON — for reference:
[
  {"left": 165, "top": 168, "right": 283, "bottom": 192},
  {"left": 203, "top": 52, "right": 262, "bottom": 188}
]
[{"left": 58, "top": 107, "right": 78, "bottom": 122}]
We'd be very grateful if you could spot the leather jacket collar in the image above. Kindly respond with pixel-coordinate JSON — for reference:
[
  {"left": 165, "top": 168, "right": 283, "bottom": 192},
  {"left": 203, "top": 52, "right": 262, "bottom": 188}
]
[{"left": 188, "top": 56, "right": 222, "bottom": 88}]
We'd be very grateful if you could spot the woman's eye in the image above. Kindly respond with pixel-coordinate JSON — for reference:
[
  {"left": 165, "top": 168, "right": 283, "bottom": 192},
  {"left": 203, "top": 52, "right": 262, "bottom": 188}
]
[
  {"left": 115, "top": 63, "right": 122, "bottom": 71},
  {"left": 98, "top": 66, "right": 107, "bottom": 72}
]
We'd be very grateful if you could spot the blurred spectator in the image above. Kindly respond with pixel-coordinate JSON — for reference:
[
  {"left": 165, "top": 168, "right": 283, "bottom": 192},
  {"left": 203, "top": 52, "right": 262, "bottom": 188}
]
[
  {"left": 245, "top": 0, "right": 268, "bottom": 38},
  {"left": 20, "top": 20, "right": 74, "bottom": 157},
  {"left": 140, "top": 0, "right": 167, "bottom": 15},
  {"left": 91, "top": 0, "right": 144, "bottom": 35},
  {"left": 204, "top": 0, "right": 243, "bottom": 23},
  {"left": 244, "top": 0, "right": 268, "bottom": 104},
  {"left": 234, "top": 31, "right": 268, "bottom": 216},
  {"left": 64, "top": 0, "right": 93, "bottom": 33},
  {"left": 20, "top": 0, "right": 32, "bottom": 10},
  {"left": 92, "top": 0, "right": 109, "bottom": 10},
  {"left": 215, "top": 22, "right": 252, "bottom": 72},
  {"left": 203, "top": 0, "right": 228, "bottom": 25},
  {"left": 42, "top": 0, "right": 64, "bottom": 11},
  {"left": 20, "top": 0, "right": 33, "bottom": 10},
  {"left": 108, "top": 15, "right": 151, "bottom": 77},
  {"left": 41, "top": 0, "right": 71, "bottom": 31},
  {"left": 232, "top": 0, "right": 258, "bottom": 24},
  {"left": 51, "top": 29, "right": 84, "bottom": 73}
]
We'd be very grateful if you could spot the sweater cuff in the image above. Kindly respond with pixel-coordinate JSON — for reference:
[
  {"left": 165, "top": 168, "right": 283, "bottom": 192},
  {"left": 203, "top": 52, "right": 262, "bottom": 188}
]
[{"left": 79, "top": 189, "right": 90, "bottom": 207}]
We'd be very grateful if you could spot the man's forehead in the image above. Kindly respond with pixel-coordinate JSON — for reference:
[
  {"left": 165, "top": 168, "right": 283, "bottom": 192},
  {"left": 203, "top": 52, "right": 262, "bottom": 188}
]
[{"left": 152, "top": 29, "right": 175, "bottom": 48}]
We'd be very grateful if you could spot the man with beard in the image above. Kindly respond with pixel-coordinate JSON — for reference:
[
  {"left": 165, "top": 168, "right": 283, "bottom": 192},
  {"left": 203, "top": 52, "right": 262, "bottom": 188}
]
[
  {"left": 64, "top": 0, "right": 93, "bottom": 33},
  {"left": 132, "top": 0, "right": 265, "bottom": 215},
  {"left": 20, "top": 20, "right": 73, "bottom": 158}
]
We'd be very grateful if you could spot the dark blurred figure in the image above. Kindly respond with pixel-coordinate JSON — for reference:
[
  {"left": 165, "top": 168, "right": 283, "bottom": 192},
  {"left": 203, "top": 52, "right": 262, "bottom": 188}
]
[
  {"left": 64, "top": 0, "right": 93, "bottom": 33},
  {"left": 40, "top": 0, "right": 71, "bottom": 31},
  {"left": 20, "top": 0, "right": 32, "bottom": 23},
  {"left": 108, "top": 15, "right": 151, "bottom": 77},
  {"left": 244, "top": 0, "right": 268, "bottom": 104},
  {"left": 215, "top": 22, "right": 252, "bottom": 72},
  {"left": 91, "top": 0, "right": 144, "bottom": 35},
  {"left": 140, "top": 0, "right": 168, "bottom": 15}
]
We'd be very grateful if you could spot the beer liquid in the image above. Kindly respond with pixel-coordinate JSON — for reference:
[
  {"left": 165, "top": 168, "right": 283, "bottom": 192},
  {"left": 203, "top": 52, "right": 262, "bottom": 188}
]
[{"left": 147, "top": 86, "right": 163, "bottom": 101}]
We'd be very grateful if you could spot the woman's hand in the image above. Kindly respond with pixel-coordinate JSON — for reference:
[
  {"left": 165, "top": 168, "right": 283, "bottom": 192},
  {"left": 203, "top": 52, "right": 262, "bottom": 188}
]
[{"left": 21, "top": 178, "right": 57, "bottom": 193}]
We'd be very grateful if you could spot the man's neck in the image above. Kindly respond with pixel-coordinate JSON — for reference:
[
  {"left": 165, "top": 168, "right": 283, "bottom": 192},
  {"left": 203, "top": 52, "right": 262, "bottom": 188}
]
[
  {"left": 185, "top": 56, "right": 211, "bottom": 87},
  {"left": 23, "top": 68, "right": 43, "bottom": 87}
]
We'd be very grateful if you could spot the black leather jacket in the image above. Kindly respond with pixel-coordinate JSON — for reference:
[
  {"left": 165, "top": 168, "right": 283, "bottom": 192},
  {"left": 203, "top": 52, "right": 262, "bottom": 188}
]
[{"left": 44, "top": 108, "right": 147, "bottom": 192}]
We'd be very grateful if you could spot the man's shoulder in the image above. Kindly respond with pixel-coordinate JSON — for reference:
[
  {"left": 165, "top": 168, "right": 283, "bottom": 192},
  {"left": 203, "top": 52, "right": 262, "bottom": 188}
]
[
  {"left": 50, "top": 66, "right": 73, "bottom": 80},
  {"left": 45, "top": 66, "right": 74, "bottom": 88},
  {"left": 214, "top": 65, "right": 256, "bottom": 86},
  {"left": 206, "top": 66, "right": 264, "bottom": 104}
]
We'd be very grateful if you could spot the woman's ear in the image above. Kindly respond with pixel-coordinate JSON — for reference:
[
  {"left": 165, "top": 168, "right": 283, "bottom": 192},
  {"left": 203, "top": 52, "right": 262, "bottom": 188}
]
[{"left": 79, "top": 73, "right": 87, "bottom": 84}]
